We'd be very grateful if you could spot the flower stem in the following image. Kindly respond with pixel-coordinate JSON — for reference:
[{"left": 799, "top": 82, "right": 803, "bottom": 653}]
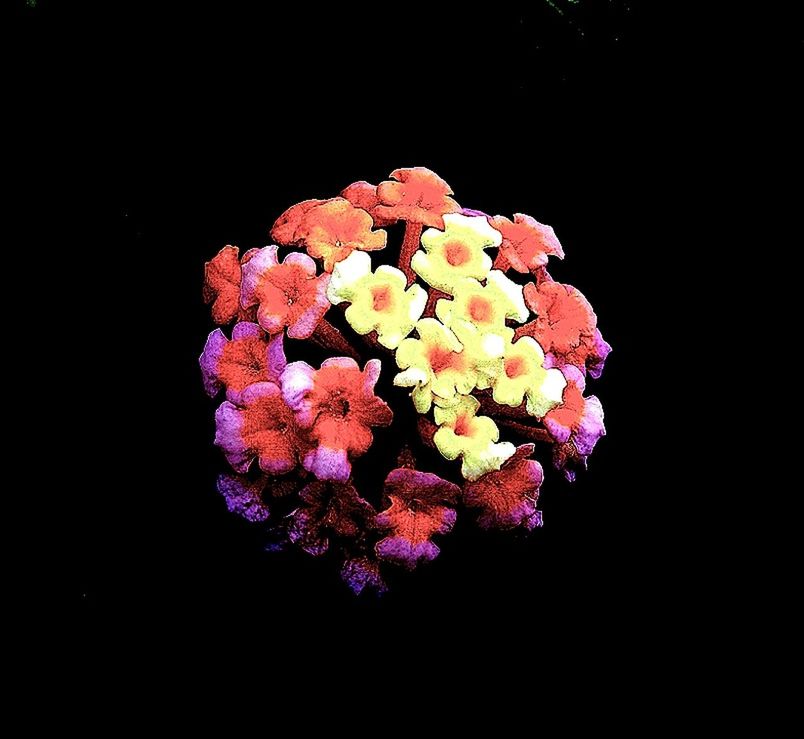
[
  {"left": 423, "top": 287, "right": 448, "bottom": 318},
  {"left": 398, "top": 220, "right": 423, "bottom": 286},
  {"left": 492, "top": 250, "right": 511, "bottom": 272},
  {"left": 417, "top": 416, "right": 437, "bottom": 449},
  {"left": 497, "top": 419, "right": 553, "bottom": 444},
  {"left": 478, "top": 395, "right": 532, "bottom": 420},
  {"left": 311, "top": 317, "right": 361, "bottom": 361}
]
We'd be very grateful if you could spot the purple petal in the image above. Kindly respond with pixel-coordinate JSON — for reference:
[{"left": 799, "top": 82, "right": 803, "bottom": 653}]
[
  {"left": 240, "top": 246, "right": 279, "bottom": 308},
  {"left": 280, "top": 361, "right": 316, "bottom": 424},
  {"left": 216, "top": 474, "right": 270, "bottom": 523},
  {"left": 199, "top": 328, "right": 228, "bottom": 397},
  {"left": 341, "top": 557, "right": 387, "bottom": 595},
  {"left": 573, "top": 395, "right": 605, "bottom": 456},
  {"left": 287, "top": 273, "right": 331, "bottom": 339},
  {"left": 587, "top": 329, "right": 612, "bottom": 380},
  {"left": 376, "top": 537, "right": 440, "bottom": 571},
  {"left": 303, "top": 446, "right": 351, "bottom": 483},
  {"left": 214, "top": 401, "right": 252, "bottom": 473},
  {"left": 282, "top": 251, "right": 318, "bottom": 275},
  {"left": 231, "top": 321, "right": 263, "bottom": 341}
]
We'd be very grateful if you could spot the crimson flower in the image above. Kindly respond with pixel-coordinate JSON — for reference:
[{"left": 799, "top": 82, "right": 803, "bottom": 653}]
[
  {"left": 281, "top": 357, "right": 393, "bottom": 482},
  {"left": 215, "top": 381, "right": 303, "bottom": 475},
  {"left": 373, "top": 167, "right": 461, "bottom": 229},
  {"left": 462, "top": 444, "right": 544, "bottom": 530},
  {"left": 200, "top": 321, "right": 286, "bottom": 402},
  {"left": 240, "top": 246, "right": 331, "bottom": 338},
  {"left": 517, "top": 279, "right": 611, "bottom": 378},
  {"left": 489, "top": 213, "right": 564, "bottom": 273},
  {"left": 375, "top": 468, "right": 461, "bottom": 570}
]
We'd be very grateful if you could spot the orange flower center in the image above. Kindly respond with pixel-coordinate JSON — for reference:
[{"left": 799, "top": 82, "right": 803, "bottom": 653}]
[
  {"left": 444, "top": 240, "right": 471, "bottom": 266},
  {"left": 371, "top": 284, "right": 393, "bottom": 312},
  {"left": 427, "top": 344, "right": 462, "bottom": 374},
  {"left": 504, "top": 356, "right": 527, "bottom": 379},
  {"left": 468, "top": 295, "right": 493, "bottom": 323},
  {"left": 453, "top": 413, "right": 474, "bottom": 437}
]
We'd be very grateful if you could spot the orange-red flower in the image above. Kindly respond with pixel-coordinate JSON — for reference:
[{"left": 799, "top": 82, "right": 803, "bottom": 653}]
[
  {"left": 270, "top": 197, "right": 387, "bottom": 272},
  {"left": 373, "top": 167, "right": 461, "bottom": 229},
  {"left": 340, "top": 181, "right": 395, "bottom": 227},
  {"left": 203, "top": 245, "right": 258, "bottom": 324},
  {"left": 489, "top": 213, "right": 564, "bottom": 273}
]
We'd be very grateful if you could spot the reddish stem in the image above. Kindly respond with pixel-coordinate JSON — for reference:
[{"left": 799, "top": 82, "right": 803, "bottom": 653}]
[
  {"left": 417, "top": 416, "right": 437, "bottom": 449},
  {"left": 310, "top": 317, "right": 361, "bottom": 362},
  {"left": 478, "top": 395, "right": 531, "bottom": 420},
  {"left": 423, "top": 287, "right": 448, "bottom": 318},
  {"left": 498, "top": 419, "right": 553, "bottom": 444},
  {"left": 492, "top": 249, "right": 511, "bottom": 272},
  {"left": 398, "top": 220, "right": 423, "bottom": 286}
]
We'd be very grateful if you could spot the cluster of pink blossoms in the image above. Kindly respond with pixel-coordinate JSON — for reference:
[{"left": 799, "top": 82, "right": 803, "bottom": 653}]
[{"left": 200, "top": 167, "right": 611, "bottom": 593}]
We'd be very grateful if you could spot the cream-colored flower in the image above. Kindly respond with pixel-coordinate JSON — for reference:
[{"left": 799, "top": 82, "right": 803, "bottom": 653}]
[
  {"left": 327, "top": 250, "right": 427, "bottom": 349},
  {"left": 410, "top": 213, "right": 501, "bottom": 294},
  {"left": 432, "top": 395, "right": 515, "bottom": 481}
]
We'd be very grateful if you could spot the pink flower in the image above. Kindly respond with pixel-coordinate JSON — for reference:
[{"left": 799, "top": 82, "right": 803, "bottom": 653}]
[{"left": 489, "top": 213, "right": 564, "bottom": 273}]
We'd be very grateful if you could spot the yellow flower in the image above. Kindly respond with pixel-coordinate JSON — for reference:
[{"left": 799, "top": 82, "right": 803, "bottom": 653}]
[
  {"left": 411, "top": 213, "right": 501, "bottom": 294},
  {"left": 327, "top": 251, "right": 427, "bottom": 349},
  {"left": 491, "top": 336, "right": 567, "bottom": 417},
  {"left": 433, "top": 395, "right": 515, "bottom": 481},
  {"left": 393, "top": 319, "right": 478, "bottom": 413},
  {"left": 435, "top": 272, "right": 528, "bottom": 334}
]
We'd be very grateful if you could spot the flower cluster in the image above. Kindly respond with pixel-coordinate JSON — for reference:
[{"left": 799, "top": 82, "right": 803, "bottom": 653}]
[{"left": 200, "top": 166, "right": 610, "bottom": 593}]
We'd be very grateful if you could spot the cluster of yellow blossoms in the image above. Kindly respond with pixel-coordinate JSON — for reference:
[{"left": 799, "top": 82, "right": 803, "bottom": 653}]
[{"left": 327, "top": 214, "right": 566, "bottom": 481}]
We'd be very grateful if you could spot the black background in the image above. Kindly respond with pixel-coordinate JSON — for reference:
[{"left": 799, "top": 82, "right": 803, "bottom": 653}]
[{"left": 21, "top": 1, "right": 781, "bottom": 662}]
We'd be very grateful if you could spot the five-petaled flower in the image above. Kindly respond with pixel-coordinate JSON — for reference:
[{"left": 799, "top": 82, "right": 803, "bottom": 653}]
[
  {"left": 327, "top": 250, "right": 427, "bottom": 349},
  {"left": 518, "top": 279, "right": 611, "bottom": 378},
  {"left": 489, "top": 213, "right": 564, "bottom": 273},
  {"left": 462, "top": 444, "right": 544, "bottom": 530},
  {"left": 375, "top": 467, "right": 461, "bottom": 569},
  {"left": 200, "top": 321, "right": 286, "bottom": 402},
  {"left": 433, "top": 395, "right": 515, "bottom": 481},
  {"left": 281, "top": 357, "right": 393, "bottom": 482},
  {"left": 411, "top": 213, "right": 501, "bottom": 294},
  {"left": 241, "top": 246, "right": 331, "bottom": 339},
  {"left": 394, "top": 318, "right": 478, "bottom": 413},
  {"left": 490, "top": 335, "right": 567, "bottom": 418},
  {"left": 373, "top": 167, "right": 460, "bottom": 229},
  {"left": 215, "top": 381, "right": 302, "bottom": 475},
  {"left": 542, "top": 366, "right": 606, "bottom": 481}
]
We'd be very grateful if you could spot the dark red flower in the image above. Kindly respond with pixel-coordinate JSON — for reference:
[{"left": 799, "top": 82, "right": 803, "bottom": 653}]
[
  {"left": 216, "top": 473, "right": 299, "bottom": 523},
  {"left": 288, "top": 480, "right": 376, "bottom": 556},
  {"left": 340, "top": 555, "right": 387, "bottom": 596},
  {"left": 462, "top": 444, "right": 544, "bottom": 531},
  {"left": 373, "top": 167, "right": 461, "bottom": 229},
  {"left": 375, "top": 468, "right": 460, "bottom": 570}
]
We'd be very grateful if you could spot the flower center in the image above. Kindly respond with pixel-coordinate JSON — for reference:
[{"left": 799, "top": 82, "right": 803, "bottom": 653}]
[
  {"left": 371, "top": 284, "right": 393, "bottom": 312},
  {"left": 444, "top": 240, "right": 470, "bottom": 266},
  {"left": 427, "top": 345, "right": 459, "bottom": 374},
  {"left": 468, "top": 295, "right": 493, "bottom": 323},
  {"left": 504, "top": 356, "right": 527, "bottom": 379},
  {"left": 453, "top": 413, "right": 474, "bottom": 437}
]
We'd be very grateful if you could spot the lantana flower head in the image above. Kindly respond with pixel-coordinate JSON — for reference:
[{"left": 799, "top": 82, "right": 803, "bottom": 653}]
[
  {"left": 240, "top": 246, "right": 331, "bottom": 339},
  {"left": 327, "top": 250, "right": 427, "bottom": 349},
  {"left": 200, "top": 166, "right": 610, "bottom": 594},
  {"left": 411, "top": 213, "right": 501, "bottom": 294}
]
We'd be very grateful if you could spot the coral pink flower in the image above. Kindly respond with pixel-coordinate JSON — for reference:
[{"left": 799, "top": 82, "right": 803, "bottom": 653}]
[
  {"left": 281, "top": 357, "right": 393, "bottom": 482},
  {"left": 203, "top": 245, "right": 259, "bottom": 324},
  {"left": 340, "top": 181, "right": 395, "bottom": 227},
  {"left": 489, "top": 213, "right": 564, "bottom": 273},
  {"left": 375, "top": 468, "right": 461, "bottom": 570},
  {"left": 462, "top": 444, "right": 544, "bottom": 530},
  {"left": 542, "top": 366, "right": 606, "bottom": 481},
  {"left": 215, "top": 381, "right": 302, "bottom": 475},
  {"left": 200, "top": 322, "right": 286, "bottom": 402},
  {"left": 240, "top": 246, "right": 331, "bottom": 339},
  {"left": 373, "top": 167, "right": 461, "bottom": 229},
  {"left": 518, "top": 279, "right": 611, "bottom": 378},
  {"left": 270, "top": 197, "right": 387, "bottom": 272}
]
